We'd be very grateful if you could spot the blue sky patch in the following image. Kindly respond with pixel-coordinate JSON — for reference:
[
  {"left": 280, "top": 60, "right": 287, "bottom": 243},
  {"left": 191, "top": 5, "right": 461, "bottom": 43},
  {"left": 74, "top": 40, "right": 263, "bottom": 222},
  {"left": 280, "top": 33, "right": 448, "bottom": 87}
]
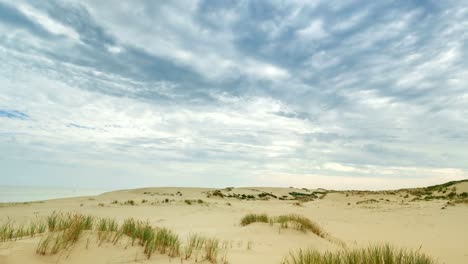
[{"left": 0, "top": 110, "right": 29, "bottom": 120}]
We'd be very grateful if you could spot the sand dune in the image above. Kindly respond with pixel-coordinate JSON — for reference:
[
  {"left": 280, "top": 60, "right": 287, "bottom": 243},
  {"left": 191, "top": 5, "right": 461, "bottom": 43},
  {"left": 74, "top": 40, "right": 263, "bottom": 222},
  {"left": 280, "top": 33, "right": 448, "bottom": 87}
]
[{"left": 1, "top": 181, "right": 467, "bottom": 263}]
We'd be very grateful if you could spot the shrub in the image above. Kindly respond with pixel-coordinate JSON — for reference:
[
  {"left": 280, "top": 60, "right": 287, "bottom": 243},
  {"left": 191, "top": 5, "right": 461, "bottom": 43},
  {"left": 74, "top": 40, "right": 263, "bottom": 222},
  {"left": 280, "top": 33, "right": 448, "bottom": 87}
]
[
  {"left": 124, "top": 200, "right": 135, "bottom": 206},
  {"left": 289, "top": 192, "right": 317, "bottom": 202}
]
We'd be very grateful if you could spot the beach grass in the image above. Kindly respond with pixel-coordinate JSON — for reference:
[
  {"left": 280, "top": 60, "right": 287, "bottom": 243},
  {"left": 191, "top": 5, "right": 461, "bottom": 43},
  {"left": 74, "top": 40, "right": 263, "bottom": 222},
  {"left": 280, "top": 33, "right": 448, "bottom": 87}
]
[
  {"left": 282, "top": 244, "right": 435, "bottom": 264},
  {"left": 240, "top": 213, "right": 270, "bottom": 226},
  {"left": 240, "top": 213, "right": 325, "bottom": 237},
  {"left": 1, "top": 220, "right": 47, "bottom": 242}
]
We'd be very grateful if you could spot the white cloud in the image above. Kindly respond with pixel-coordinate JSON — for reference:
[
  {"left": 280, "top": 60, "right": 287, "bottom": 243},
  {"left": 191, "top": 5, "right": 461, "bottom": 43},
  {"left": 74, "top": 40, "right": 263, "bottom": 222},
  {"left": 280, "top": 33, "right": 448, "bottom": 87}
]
[
  {"left": 245, "top": 61, "right": 290, "bottom": 80},
  {"left": 17, "top": 4, "right": 80, "bottom": 41},
  {"left": 79, "top": 1, "right": 288, "bottom": 82},
  {"left": 297, "top": 19, "right": 328, "bottom": 40},
  {"left": 331, "top": 9, "right": 368, "bottom": 32},
  {"left": 106, "top": 45, "right": 123, "bottom": 54}
]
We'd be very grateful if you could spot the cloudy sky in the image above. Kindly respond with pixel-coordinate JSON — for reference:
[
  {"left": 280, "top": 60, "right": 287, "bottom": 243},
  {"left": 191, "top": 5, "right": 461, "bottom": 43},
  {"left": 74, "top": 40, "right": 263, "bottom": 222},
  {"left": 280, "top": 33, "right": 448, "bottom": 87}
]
[{"left": 1, "top": 0, "right": 467, "bottom": 190}]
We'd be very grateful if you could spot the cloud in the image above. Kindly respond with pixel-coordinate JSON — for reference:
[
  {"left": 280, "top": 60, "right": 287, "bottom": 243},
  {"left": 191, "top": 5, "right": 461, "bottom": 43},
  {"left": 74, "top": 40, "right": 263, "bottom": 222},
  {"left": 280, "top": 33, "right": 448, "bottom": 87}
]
[
  {"left": 296, "top": 19, "right": 328, "bottom": 40},
  {"left": 17, "top": 3, "right": 80, "bottom": 41},
  {"left": 106, "top": 45, "right": 122, "bottom": 54},
  {"left": 0, "top": 0, "right": 467, "bottom": 189}
]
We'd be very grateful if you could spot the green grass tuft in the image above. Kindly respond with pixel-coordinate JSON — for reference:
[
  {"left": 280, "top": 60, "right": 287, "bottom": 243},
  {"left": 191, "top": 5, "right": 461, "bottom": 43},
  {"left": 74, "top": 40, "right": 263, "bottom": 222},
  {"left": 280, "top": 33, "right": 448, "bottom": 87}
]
[
  {"left": 240, "top": 213, "right": 325, "bottom": 238},
  {"left": 283, "top": 244, "right": 436, "bottom": 264},
  {"left": 276, "top": 214, "right": 325, "bottom": 237},
  {"left": 240, "top": 213, "right": 269, "bottom": 226}
]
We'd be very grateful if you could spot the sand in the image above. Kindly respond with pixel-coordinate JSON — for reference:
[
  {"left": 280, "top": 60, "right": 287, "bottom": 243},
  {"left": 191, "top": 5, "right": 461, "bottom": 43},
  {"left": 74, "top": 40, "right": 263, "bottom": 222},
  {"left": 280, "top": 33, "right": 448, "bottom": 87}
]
[{"left": 1, "top": 183, "right": 467, "bottom": 264}]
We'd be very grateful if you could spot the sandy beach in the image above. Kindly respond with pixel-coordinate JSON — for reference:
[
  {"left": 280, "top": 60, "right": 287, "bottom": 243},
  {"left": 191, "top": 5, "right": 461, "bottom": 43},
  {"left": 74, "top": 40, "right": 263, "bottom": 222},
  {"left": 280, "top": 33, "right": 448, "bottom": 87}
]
[{"left": 1, "top": 181, "right": 467, "bottom": 264}]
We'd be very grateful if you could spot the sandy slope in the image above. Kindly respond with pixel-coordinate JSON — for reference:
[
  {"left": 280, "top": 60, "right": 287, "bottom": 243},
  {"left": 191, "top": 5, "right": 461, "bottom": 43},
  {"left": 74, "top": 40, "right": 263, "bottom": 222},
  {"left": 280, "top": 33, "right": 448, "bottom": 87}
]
[{"left": 1, "top": 184, "right": 467, "bottom": 264}]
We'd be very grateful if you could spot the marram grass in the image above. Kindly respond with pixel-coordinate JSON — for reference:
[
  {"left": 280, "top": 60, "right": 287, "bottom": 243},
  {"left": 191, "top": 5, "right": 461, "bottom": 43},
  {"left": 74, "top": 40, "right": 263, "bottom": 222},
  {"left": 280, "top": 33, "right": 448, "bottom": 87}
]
[
  {"left": 240, "top": 213, "right": 325, "bottom": 237},
  {"left": 0, "top": 220, "right": 47, "bottom": 242},
  {"left": 240, "top": 213, "right": 270, "bottom": 226},
  {"left": 282, "top": 244, "right": 436, "bottom": 264}
]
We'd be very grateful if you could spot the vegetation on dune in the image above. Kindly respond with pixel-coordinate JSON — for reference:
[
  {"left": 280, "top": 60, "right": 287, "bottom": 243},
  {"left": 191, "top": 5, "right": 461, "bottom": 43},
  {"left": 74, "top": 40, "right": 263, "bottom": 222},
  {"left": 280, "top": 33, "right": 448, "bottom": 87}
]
[
  {"left": 184, "top": 233, "right": 206, "bottom": 259},
  {"left": 276, "top": 214, "right": 325, "bottom": 237},
  {"left": 424, "top": 179, "right": 468, "bottom": 192},
  {"left": 282, "top": 244, "right": 436, "bottom": 264},
  {"left": 288, "top": 192, "right": 317, "bottom": 201},
  {"left": 25, "top": 212, "right": 228, "bottom": 263},
  {"left": 401, "top": 179, "right": 468, "bottom": 204},
  {"left": 184, "top": 199, "right": 205, "bottom": 205},
  {"left": 124, "top": 200, "right": 136, "bottom": 206},
  {"left": 240, "top": 213, "right": 270, "bottom": 226},
  {"left": 0, "top": 220, "right": 47, "bottom": 242},
  {"left": 356, "top": 199, "right": 380, "bottom": 205},
  {"left": 240, "top": 213, "right": 325, "bottom": 238},
  {"left": 37, "top": 213, "right": 94, "bottom": 255}
]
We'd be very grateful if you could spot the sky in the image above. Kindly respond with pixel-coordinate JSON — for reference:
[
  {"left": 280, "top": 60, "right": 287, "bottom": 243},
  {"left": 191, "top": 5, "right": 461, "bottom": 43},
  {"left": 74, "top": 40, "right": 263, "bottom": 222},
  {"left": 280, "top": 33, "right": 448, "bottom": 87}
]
[{"left": 0, "top": 0, "right": 467, "bottom": 190}]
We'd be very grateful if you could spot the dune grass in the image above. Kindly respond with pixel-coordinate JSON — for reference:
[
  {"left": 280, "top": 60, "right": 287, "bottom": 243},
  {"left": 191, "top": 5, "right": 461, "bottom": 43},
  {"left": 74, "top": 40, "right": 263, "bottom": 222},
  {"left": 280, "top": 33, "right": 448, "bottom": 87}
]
[
  {"left": 240, "top": 213, "right": 270, "bottom": 226},
  {"left": 184, "top": 233, "right": 206, "bottom": 259},
  {"left": 204, "top": 237, "right": 220, "bottom": 262},
  {"left": 114, "top": 218, "right": 181, "bottom": 259},
  {"left": 0, "top": 220, "right": 47, "bottom": 242},
  {"left": 276, "top": 214, "right": 325, "bottom": 237},
  {"left": 46, "top": 212, "right": 93, "bottom": 232},
  {"left": 181, "top": 233, "right": 223, "bottom": 263},
  {"left": 283, "top": 244, "right": 436, "bottom": 264},
  {"left": 37, "top": 213, "right": 95, "bottom": 255},
  {"left": 240, "top": 213, "right": 325, "bottom": 237},
  {"left": 2, "top": 211, "right": 228, "bottom": 262},
  {"left": 96, "top": 218, "right": 120, "bottom": 244}
]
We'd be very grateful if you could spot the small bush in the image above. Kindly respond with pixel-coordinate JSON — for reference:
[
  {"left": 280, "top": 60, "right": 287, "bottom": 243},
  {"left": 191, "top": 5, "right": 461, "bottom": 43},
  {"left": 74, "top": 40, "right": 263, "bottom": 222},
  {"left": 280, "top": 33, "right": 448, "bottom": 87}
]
[{"left": 124, "top": 200, "right": 135, "bottom": 206}]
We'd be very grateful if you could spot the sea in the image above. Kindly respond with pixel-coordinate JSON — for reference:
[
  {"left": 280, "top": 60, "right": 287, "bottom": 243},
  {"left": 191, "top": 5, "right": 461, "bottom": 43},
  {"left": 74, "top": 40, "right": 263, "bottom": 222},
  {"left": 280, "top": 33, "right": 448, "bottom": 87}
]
[{"left": 0, "top": 186, "right": 111, "bottom": 203}]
